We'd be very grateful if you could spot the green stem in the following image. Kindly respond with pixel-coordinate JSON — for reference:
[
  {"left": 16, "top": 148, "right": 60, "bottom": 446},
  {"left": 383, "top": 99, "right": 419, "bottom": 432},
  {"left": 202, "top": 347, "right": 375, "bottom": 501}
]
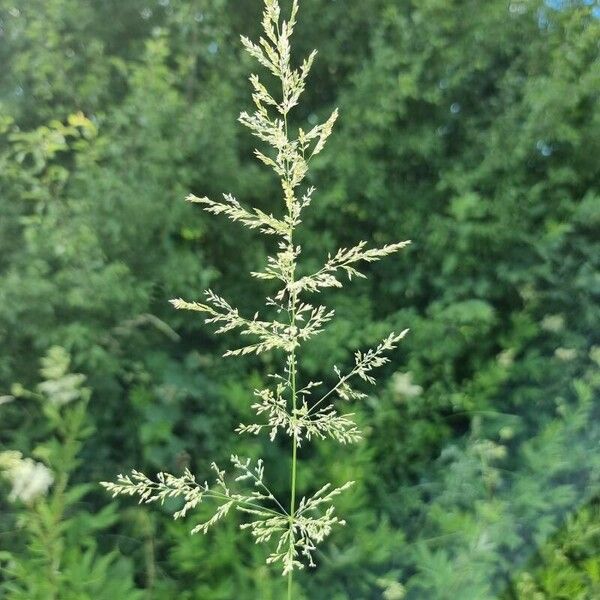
[
  {"left": 287, "top": 346, "right": 298, "bottom": 599},
  {"left": 280, "top": 31, "right": 298, "bottom": 589},
  {"left": 279, "top": 46, "right": 298, "bottom": 595}
]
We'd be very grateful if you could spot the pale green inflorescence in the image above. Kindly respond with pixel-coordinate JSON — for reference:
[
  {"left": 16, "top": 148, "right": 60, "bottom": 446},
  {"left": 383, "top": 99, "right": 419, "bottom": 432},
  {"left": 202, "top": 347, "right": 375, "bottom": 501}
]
[{"left": 101, "top": 0, "right": 410, "bottom": 579}]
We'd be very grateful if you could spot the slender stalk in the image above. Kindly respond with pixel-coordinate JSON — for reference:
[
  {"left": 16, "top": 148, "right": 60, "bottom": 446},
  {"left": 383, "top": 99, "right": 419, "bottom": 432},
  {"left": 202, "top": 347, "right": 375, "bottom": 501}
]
[
  {"left": 282, "top": 53, "right": 298, "bottom": 599},
  {"left": 287, "top": 248, "right": 298, "bottom": 599},
  {"left": 288, "top": 345, "right": 298, "bottom": 599}
]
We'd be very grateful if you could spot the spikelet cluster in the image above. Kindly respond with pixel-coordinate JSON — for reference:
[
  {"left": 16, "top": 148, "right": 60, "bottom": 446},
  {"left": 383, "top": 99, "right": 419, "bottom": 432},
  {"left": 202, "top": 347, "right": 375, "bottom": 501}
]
[{"left": 102, "top": 0, "right": 410, "bottom": 576}]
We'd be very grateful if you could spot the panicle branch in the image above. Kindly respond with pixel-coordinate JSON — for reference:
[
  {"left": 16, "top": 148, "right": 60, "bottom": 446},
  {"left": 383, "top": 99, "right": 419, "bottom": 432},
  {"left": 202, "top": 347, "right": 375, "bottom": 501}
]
[
  {"left": 293, "top": 240, "right": 412, "bottom": 295},
  {"left": 187, "top": 193, "right": 289, "bottom": 236}
]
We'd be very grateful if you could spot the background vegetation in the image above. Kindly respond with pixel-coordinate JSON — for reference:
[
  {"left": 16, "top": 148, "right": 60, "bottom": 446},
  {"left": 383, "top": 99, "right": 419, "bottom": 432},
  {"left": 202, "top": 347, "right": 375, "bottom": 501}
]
[{"left": 0, "top": 0, "right": 598, "bottom": 598}]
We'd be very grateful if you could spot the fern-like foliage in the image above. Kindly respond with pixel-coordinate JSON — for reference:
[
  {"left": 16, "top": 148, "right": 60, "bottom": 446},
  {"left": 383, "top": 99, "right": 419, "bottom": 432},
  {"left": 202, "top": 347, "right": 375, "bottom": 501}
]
[{"left": 102, "top": 0, "right": 410, "bottom": 584}]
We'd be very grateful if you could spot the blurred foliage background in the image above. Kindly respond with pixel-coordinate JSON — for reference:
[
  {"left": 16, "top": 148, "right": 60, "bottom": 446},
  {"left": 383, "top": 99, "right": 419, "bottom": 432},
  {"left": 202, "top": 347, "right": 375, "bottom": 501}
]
[{"left": 0, "top": 0, "right": 599, "bottom": 598}]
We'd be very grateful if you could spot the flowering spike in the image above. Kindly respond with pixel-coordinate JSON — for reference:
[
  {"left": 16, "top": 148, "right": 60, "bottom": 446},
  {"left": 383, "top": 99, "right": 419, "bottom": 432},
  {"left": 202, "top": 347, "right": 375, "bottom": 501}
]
[{"left": 103, "top": 0, "right": 410, "bottom": 580}]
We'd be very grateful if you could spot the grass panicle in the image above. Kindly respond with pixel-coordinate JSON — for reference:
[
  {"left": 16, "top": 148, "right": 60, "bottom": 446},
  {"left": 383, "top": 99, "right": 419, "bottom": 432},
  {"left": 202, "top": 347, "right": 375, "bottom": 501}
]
[{"left": 102, "top": 0, "right": 410, "bottom": 594}]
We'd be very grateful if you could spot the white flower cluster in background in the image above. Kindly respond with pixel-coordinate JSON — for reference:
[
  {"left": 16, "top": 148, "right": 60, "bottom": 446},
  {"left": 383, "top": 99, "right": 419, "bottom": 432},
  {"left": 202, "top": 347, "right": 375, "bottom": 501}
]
[
  {"left": 0, "top": 451, "right": 54, "bottom": 504},
  {"left": 391, "top": 371, "right": 423, "bottom": 400},
  {"left": 37, "top": 346, "right": 87, "bottom": 407}
]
